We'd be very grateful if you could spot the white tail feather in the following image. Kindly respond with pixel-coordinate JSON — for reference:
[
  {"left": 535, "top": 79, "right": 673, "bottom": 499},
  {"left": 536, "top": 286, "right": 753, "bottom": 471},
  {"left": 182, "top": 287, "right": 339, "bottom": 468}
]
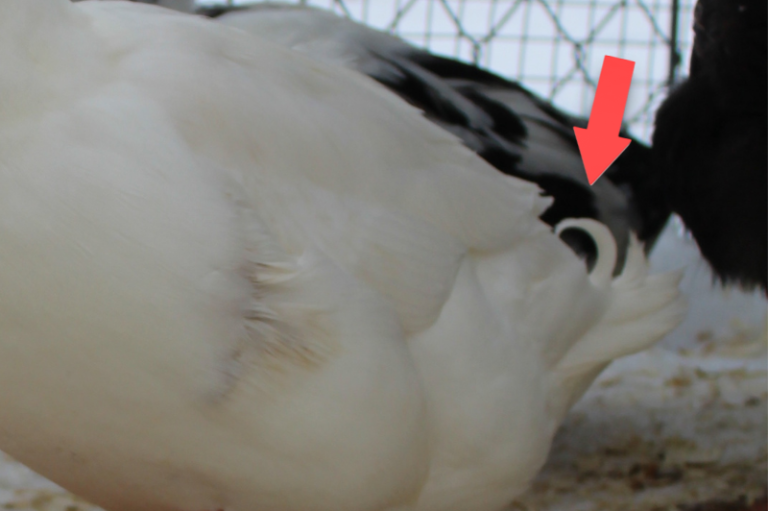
[
  {"left": 545, "top": 222, "right": 685, "bottom": 417},
  {"left": 555, "top": 218, "right": 617, "bottom": 287}
]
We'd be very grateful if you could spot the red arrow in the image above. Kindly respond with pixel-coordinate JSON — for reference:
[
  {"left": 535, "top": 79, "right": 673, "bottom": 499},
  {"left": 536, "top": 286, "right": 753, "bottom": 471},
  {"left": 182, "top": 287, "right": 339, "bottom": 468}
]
[{"left": 574, "top": 56, "right": 635, "bottom": 185}]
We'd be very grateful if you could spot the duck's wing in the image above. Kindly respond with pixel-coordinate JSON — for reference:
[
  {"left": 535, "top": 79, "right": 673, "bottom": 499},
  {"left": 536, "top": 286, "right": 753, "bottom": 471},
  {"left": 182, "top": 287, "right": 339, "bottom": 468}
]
[{"left": 208, "top": 5, "right": 671, "bottom": 270}]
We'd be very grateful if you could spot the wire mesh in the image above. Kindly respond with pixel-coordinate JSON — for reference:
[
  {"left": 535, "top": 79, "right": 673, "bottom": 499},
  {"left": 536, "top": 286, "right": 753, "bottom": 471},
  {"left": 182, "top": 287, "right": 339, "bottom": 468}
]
[{"left": 203, "top": 0, "right": 696, "bottom": 142}]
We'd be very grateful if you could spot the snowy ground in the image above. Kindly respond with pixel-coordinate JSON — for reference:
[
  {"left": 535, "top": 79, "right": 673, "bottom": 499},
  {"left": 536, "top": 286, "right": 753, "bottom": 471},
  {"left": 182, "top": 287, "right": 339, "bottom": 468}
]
[{"left": 0, "top": 222, "right": 765, "bottom": 511}]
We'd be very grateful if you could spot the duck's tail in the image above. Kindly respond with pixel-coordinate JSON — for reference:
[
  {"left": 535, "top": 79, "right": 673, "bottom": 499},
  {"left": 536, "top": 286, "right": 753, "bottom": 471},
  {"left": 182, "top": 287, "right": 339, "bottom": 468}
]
[{"left": 548, "top": 219, "right": 685, "bottom": 417}]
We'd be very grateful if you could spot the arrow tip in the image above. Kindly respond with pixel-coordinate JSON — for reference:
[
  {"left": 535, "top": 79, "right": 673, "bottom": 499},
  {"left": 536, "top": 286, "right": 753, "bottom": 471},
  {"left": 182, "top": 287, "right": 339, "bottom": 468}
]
[{"left": 573, "top": 127, "right": 631, "bottom": 185}]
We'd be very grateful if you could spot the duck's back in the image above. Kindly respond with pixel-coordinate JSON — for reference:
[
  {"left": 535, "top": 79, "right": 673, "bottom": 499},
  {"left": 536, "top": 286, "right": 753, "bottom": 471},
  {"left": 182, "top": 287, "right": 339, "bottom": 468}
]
[{"left": 210, "top": 5, "right": 671, "bottom": 269}]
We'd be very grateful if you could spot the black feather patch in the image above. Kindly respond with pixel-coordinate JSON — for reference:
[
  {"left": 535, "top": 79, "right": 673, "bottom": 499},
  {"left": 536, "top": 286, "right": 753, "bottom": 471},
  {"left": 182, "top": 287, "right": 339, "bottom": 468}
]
[
  {"left": 366, "top": 49, "right": 667, "bottom": 267},
  {"left": 457, "top": 87, "right": 527, "bottom": 143},
  {"left": 371, "top": 57, "right": 473, "bottom": 128}
]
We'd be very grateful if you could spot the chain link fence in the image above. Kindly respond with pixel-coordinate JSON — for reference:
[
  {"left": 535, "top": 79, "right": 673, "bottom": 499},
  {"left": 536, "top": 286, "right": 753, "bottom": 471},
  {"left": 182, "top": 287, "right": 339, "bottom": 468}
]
[{"left": 204, "top": 0, "right": 696, "bottom": 142}]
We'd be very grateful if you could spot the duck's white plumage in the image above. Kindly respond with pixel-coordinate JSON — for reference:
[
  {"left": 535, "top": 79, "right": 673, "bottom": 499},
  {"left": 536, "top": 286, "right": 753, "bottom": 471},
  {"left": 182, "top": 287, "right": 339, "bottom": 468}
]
[{"left": 0, "top": 1, "right": 683, "bottom": 510}]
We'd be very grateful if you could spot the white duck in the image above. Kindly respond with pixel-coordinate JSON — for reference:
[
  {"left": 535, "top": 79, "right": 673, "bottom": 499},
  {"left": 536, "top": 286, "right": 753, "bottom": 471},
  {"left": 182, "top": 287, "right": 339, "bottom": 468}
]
[{"left": 0, "top": 1, "right": 682, "bottom": 510}]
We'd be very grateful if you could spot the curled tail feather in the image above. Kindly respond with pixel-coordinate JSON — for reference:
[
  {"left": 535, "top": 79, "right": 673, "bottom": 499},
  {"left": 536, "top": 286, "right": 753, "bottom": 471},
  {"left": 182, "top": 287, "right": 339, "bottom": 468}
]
[
  {"left": 548, "top": 220, "right": 685, "bottom": 416},
  {"left": 555, "top": 218, "right": 617, "bottom": 287}
]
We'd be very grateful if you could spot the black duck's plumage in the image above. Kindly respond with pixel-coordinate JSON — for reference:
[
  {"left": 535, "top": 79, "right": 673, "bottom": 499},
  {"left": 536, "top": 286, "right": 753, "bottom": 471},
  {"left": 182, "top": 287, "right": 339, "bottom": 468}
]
[{"left": 653, "top": 0, "right": 767, "bottom": 291}]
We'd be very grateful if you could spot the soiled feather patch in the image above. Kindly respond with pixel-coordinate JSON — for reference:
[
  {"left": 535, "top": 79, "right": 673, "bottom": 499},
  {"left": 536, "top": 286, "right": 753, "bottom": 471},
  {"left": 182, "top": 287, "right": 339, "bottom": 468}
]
[
  {"left": 203, "top": 256, "right": 340, "bottom": 403},
  {"left": 243, "top": 260, "right": 338, "bottom": 371}
]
